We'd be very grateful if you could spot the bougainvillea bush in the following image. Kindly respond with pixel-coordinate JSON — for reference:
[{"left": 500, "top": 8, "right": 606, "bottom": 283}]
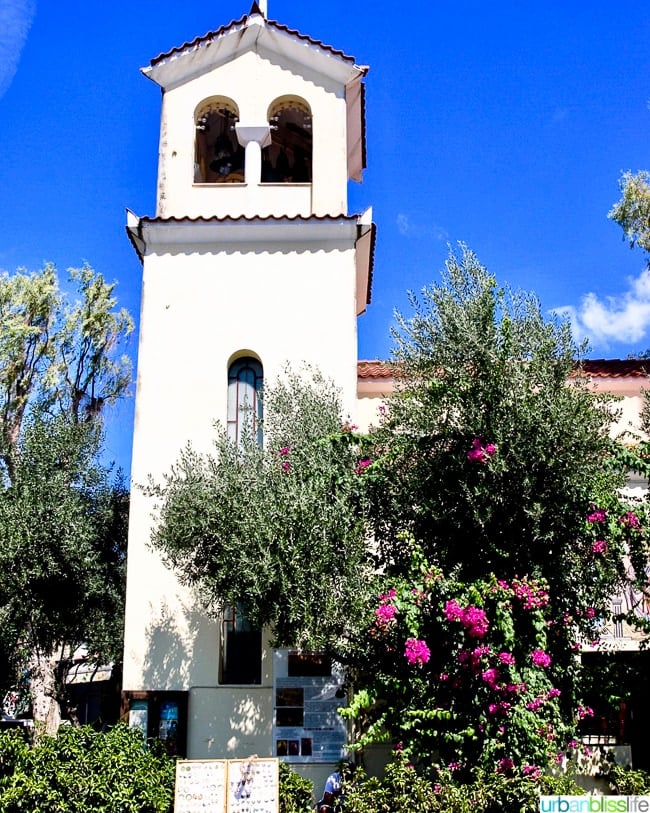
[
  {"left": 345, "top": 544, "right": 582, "bottom": 779},
  {"left": 153, "top": 245, "right": 650, "bottom": 785}
]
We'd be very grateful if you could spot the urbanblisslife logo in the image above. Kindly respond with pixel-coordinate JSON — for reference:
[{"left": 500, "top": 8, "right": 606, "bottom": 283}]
[{"left": 540, "top": 797, "right": 650, "bottom": 812}]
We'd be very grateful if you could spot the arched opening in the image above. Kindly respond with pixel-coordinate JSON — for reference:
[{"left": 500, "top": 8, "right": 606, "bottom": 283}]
[
  {"left": 227, "top": 356, "right": 263, "bottom": 447},
  {"left": 194, "top": 98, "right": 245, "bottom": 184},
  {"left": 262, "top": 97, "right": 312, "bottom": 184}
]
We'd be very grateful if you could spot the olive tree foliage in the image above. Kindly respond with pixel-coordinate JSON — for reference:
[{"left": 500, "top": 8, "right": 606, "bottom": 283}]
[
  {"left": 0, "top": 263, "right": 133, "bottom": 726},
  {"left": 369, "top": 246, "right": 621, "bottom": 584},
  {"left": 150, "top": 368, "right": 376, "bottom": 653},
  {"left": 0, "top": 417, "right": 129, "bottom": 718},
  {"left": 356, "top": 248, "right": 650, "bottom": 719},
  {"left": 337, "top": 247, "right": 650, "bottom": 780},
  {"left": 0, "top": 263, "right": 133, "bottom": 478},
  {"left": 609, "top": 170, "right": 650, "bottom": 259}
]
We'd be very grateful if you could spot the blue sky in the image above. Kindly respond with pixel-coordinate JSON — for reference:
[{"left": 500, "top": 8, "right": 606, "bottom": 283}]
[{"left": 1, "top": 0, "right": 649, "bottom": 475}]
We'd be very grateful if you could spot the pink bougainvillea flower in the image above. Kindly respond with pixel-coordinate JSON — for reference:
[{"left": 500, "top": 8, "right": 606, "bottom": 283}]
[
  {"left": 467, "top": 437, "right": 497, "bottom": 464},
  {"left": 585, "top": 607, "right": 596, "bottom": 619},
  {"left": 498, "top": 652, "right": 515, "bottom": 666},
  {"left": 523, "top": 764, "right": 541, "bottom": 778},
  {"left": 463, "top": 605, "right": 489, "bottom": 638},
  {"left": 547, "top": 688, "right": 561, "bottom": 699},
  {"left": 279, "top": 446, "right": 291, "bottom": 456},
  {"left": 497, "top": 757, "right": 515, "bottom": 773},
  {"left": 619, "top": 511, "right": 641, "bottom": 529},
  {"left": 577, "top": 705, "right": 594, "bottom": 720},
  {"left": 404, "top": 637, "right": 431, "bottom": 666},
  {"left": 587, "top": 508, "right": 607, "bottom": 523},
  {"left": 355, "top": 458, "right": 371, "bottom": 475},
  {"left": 375, "top": 603, "right": 397, "bottom": 626},
  {"left": 281, "top": 460, "right": 291, "bottom": 473},
  {"left": 530, "top": 649, "right": 551, "bottom": 668},
  {"left": 592, "top": 539, "right": 607, "bottom": 555},
  {"left": 512, "top": 577, "right": 549, "bottom": 610},
  {"left": 377, "top": 588, "right": 396, "bottom": 602},
  {"left": 444, "top": 599, "right": 465, "bottom": 622},
  {"left": 481, "top": 667, "right": 500, "bottom": 689}
]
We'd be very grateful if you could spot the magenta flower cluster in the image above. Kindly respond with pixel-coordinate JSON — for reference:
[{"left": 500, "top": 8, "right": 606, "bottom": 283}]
[
  {"left": 526, "top": 688, "right": 560, "bottom": 712},
  {"left": 375, "top": 603, "right": 397, "bottom": 626},
  {"left": 279, "top": 445, "right": 291, "bottom": 473},
  {"left": 591, "top": 539, "right": 607, "bottom": 555},
  {"left": 587, "top": 507, "right": 607, "bottom": 523},
  {"left": 355, "top": 457, "right": 371, "bottom": 475},
  {"left": 444, "top": 600, "right": 489, "bottom": 637},
  {"left": 619, "top": 510, "right": 641, "bottom": 529},
  {"left": 375, "top": 589, "right": 397, "bottom": 629},
  {"left": 404, "top": 637, "right": 431, "bottom": 666},
  {"left": 577, "top": 704, "right": 594, "bottom": 720},
  {"left": 497, "top": 757, "right": 515, "bottom": 774},
  {"left": 511, "top": 578, "right": 549, "bottom": 610},
  {"left": 467, "top": 437, "right": 497, "bottom": 464},
  {"left": 530, "top": 649, "right": 551, "bottom": 668}
]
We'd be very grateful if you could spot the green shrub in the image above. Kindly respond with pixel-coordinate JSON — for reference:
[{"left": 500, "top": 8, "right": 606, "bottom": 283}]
[
  {"left": 342, "top": 754, "right": 588, "bottom": 813},
  {"left": 0, "top": 723, "right": 175, "bottom": 812},
  {"left": 606, "top": 764, "right": 650, "bottom": 795},
  {"left": 343, "top": 756, "right": 438, "bottom": 813},
  {"left": 278, "top": 761, "right": 314, "bottom": 813}
]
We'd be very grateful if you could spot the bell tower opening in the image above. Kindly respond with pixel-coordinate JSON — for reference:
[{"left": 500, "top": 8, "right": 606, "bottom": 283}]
[
  {"left": 194, "top": 97, "right": 245, "bottom": 184},
  {"left": 262, "top": 97, "right": 312, "bottom": 184}
]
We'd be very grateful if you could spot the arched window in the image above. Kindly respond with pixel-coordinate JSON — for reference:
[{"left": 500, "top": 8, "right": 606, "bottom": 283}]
[
  {"left": 262, "top": 97, "right": 312, "bottom": 184},
  {"left": 222, "top": 356, "right": 264, "bottom": 685},
  {"left": 227, "top": 356, "right": 263, "bottom": 447},
  {"left": 194, "top": 97, "right": 245, "bottom": 184}
]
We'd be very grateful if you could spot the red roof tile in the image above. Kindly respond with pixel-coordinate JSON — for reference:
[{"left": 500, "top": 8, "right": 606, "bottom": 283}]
[{"left": 357, "top": 359, "right": 650, "bottom": 380}]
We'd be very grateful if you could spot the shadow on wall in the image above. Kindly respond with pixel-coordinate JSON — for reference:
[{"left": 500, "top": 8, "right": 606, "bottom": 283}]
[
  {"left": 190, "top": 687, "right": 272, "bottom": 757},
  {"left": 141, "top": 598, "right": 211, "bottom": 688}
]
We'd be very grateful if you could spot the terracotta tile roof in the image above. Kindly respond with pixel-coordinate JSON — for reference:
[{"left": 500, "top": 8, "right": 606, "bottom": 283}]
[
  {"left": 358, "top": 360, "right": 391, "bottom": 378},
  {"left": 357, "top": 359, "right": 650, "bottom": 380},
  {"left": 578, "top": 359, "right": 649, "bottom": 379},
  {"left": 149, "top": 11, "right": 361, "bottom": 68},
  {"left": 136, "top": 213, "right": 362, "bottom": 225}
]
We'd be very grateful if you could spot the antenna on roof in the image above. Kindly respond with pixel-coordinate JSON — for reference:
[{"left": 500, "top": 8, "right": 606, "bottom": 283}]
[{"left": 249, "top": 0, "right": 267, "bottom": 18}]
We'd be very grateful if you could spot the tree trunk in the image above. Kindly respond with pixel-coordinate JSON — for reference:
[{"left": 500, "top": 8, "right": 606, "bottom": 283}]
[{"left": 28, "top": 651, "right": 62, "bottom": 736}]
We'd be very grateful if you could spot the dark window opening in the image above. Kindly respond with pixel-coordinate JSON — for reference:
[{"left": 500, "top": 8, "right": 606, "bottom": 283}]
[
  {"left": 275, "top": 687, "right": 304, "bottom": 727},
  {"left": 219, "top": 603, "right": 262, "bottom": 685},
  {"left": 195, "top": 101, "right": 245, "bottom": 184},
  {"left": 262, "top": 101, "right": 312, "bottom": 183},
  {"left": 288, "top": 652, "right": 331, "bottom": 677}
]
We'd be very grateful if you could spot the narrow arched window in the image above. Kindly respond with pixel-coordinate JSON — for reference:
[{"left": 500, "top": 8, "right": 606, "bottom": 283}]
[
  {"left": 194, "top": 97, "right": 245, "bottom": 184},
  {"left": 227, "top": 357, "right": 263, "bottom": 446},
  {"left": 262, "top": 97, "right": 312, "bottom": 184},
  {"left": 222, "top": 357, "right": 264, "bottom": 685}
]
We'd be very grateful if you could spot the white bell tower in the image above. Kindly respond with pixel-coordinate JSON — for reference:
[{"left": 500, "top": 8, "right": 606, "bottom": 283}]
[{"left": 122, "top": 3, "right": 375, "bottom": 773}]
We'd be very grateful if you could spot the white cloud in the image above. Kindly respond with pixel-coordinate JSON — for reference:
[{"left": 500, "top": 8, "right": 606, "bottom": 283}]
[
  {"left": 0, "top": 0, "right": 36, "bottom": 101},
  {"left": 556, "top": 267, "right": 650, "bottom": 348},
  {"left": 396, "top": 213, "right": 447, "bottom": 240}
]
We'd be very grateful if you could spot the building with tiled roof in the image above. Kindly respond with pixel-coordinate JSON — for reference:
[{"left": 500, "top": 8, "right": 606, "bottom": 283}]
[{"left": 121, "top": 1, "right": 649, "bottom": 789}]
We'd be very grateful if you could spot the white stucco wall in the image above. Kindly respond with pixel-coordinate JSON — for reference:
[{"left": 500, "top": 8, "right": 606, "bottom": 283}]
[
  {"left": 157, "top": 49, "right": 349, "bottom": 219},
  {"left": 123, "top": 239, "right": 360, "bottom": 703}
]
